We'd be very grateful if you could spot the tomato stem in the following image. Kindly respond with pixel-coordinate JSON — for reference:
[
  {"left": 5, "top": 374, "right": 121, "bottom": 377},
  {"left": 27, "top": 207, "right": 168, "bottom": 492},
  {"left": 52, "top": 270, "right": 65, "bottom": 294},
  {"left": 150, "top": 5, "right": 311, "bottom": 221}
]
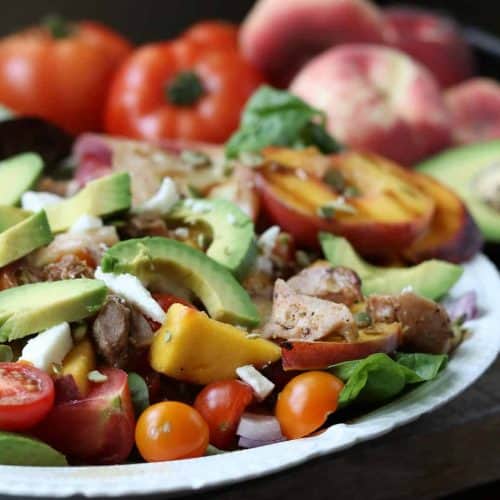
[
  {"left": 42, "top": 14, "right": 73, "bottom": 39},
  {"left": 166, "top": 72, "right": 204, "bottom": 106}
]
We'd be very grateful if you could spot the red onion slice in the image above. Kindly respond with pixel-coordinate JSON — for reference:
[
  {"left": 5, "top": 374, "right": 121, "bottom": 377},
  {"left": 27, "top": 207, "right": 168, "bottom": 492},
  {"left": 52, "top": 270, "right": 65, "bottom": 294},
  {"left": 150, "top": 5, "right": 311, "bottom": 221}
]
[
  {"left": 445, "top": 291, "right": 478, "bottom": 322},
  {"left": 237, "top": 413, "right": 284, "bottom": 443},
  {"left": 238, "top": 435, "right": 286, "bottom": 449},
  {"left": 73, "top": 133, "right": 113, "bottom": 185}
]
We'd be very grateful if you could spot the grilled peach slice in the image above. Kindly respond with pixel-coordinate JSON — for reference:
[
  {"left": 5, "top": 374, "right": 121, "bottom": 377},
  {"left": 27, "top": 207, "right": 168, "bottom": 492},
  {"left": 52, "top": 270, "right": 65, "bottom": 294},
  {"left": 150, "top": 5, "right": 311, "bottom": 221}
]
[
  {"left": 281, "top": 322, "right": 401, "bottom": 370},
  {"left": 256, "top": 149, "right": 435, "bottom": 254},
  {"left": 401, "top": 171, "right": 483, "bottom": 263}
]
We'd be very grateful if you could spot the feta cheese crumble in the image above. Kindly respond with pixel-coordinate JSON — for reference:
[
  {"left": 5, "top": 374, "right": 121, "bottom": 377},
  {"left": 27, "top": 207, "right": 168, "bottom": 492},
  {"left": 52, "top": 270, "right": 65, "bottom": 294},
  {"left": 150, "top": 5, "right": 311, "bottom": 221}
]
[
  {"left": 95, "top": 267, "right": 166, "bottom": 324},
  {"left": 137, "top": 177, "right": 179, "bottom": 216},
  {"left": 21, "top": 191, "right": 63, "bottom": 212},
  {"left": 69, "top": 214, "right": 104, "bottom": 234},
  {"left": 20, "top": 322, "right": 73, "bottom": 372},
  {"left": 236, "top": 365, "right": 275, "bottom": 401}
]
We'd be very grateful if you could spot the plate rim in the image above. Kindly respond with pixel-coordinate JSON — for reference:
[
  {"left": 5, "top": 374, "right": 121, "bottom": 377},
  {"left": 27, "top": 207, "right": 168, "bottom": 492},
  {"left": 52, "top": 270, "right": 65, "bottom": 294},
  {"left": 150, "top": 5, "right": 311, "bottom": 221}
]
[{"left": 0, "top": 253, "right": 499, "bottom": 498}]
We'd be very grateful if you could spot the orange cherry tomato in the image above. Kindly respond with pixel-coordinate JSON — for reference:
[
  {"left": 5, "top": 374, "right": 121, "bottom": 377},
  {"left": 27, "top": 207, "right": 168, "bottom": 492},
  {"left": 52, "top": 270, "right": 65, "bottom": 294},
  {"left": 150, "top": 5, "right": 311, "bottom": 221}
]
[
  {"left": 275, "top": 371, "right": 344, "bottom": 439},
  {"left": 182, "top": 20, "right": 239, "bottom": 51},
  {"left": 135, "top": 401, "right": 209, "bottom": 462},
  {"left": 194, "top": 380, "right": 253, "bottom": 449},
  {"left": 0, "top": 17, "right": 132, "bottom": 134},
  {"left": 105, "top": 38, "right": 264, "bottom": 143}
]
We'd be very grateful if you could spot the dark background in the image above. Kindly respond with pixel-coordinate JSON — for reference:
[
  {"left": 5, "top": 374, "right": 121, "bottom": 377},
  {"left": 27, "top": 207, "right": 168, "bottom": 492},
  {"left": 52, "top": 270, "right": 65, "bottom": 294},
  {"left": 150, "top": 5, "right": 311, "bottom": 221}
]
[{"left": 0, "top": 1, "right": 498, "bottom": 42}]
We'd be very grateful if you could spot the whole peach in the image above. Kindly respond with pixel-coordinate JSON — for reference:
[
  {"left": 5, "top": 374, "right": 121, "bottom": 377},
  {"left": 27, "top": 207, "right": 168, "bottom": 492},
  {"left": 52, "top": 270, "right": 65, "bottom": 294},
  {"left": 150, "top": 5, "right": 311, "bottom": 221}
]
[{"left": 290, "top": 44, "right": 452, "bottom": 165}]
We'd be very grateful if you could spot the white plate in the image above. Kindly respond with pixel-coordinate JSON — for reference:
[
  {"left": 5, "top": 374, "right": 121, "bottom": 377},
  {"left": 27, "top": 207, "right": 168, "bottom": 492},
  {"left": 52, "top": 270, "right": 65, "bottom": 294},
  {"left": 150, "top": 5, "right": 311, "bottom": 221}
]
[{"left": 1, "top": 254, "right": 499, "bottom": 498}]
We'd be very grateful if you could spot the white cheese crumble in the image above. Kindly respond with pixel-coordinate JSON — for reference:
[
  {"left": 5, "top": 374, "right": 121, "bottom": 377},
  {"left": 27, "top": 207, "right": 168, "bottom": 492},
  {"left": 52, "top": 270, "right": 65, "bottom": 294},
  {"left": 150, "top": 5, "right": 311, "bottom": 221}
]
[
  {"left": 173, "top": 227, "right": 189, "bottom": 239},
  {"left": 401, "top": 285, "right": 414, "bottom": 294},
  {"left": 88, "top": 370, "right": 108, "bottom": 383},
  {"left": 137, "top": 177, "right": 179, "bottom": 216},
  {"left": 95, "top": 267, "right": 166, "bottom": 324},
  {"left": 69, "top": 214, "right": 104, "bottom": 234},
  {"left": 21, "top": 191, "right": 63, "bottom": 212},
  {"left": 236, "top": 365, "right": 275, "bottom": 401},
  {"left": 183, "top": 198, "right": 211, "bottom": 214},
  {"left": 20, "top": 322, "right": 73, "bottom": 372},
  {"left": 255, "top": 255, "right": 273, "bottom": 275},
  {"left": 257, "top": 225, "right": 281, "bottom": 256}
]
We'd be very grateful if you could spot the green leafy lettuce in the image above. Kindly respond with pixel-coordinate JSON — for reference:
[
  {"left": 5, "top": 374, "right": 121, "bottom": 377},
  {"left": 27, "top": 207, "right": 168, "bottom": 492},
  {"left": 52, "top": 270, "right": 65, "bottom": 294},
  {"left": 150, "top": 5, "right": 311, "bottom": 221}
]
[
  {"left": 225, "top": 86, "right": 341, "bottom": 158},
  {"left": 329, "top": 353, "right": 448, "bottom": 407}
]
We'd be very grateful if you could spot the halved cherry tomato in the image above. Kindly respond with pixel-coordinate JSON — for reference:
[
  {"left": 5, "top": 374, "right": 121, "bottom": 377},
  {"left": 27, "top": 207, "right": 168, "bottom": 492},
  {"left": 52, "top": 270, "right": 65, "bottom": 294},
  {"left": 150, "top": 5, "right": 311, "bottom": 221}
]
[
  {"left": 105, "top": 38, "right": 264, "bottom": 143},
  {"left": 0, "top": 18, "right": 132, "bottom": 133},
  {"left": 182, "top": 20, "right": 239, "bottom": 51},
  {"left": 194, "top": 380, "right": 253, "bottom": 449},
  {"left": 0, "top": 362, "right": 55, "bottom": 431},
  {"left": 275, "top": 371, "right": 344, "bottom": 439},
  {"left": 34, "top": 367, "right": 135, "bottom": 465},
  {"left": 135, "top": 401, "right": 209, "bottom": 462}
]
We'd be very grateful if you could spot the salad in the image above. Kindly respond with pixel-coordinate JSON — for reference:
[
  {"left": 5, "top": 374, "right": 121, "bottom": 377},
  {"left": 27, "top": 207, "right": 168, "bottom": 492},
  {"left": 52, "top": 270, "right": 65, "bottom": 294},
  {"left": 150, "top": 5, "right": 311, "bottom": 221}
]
[{"left": 0, "top": 0, "right": 496, "bottom": 468}]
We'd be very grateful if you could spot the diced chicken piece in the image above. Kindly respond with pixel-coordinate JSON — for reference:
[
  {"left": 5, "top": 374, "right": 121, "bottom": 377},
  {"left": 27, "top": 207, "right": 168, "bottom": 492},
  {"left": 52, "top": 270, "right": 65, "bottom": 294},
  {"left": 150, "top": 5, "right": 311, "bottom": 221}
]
[
  {"left": 263, "top": 280, "right": 358, "bottom": 342},
  {"left": 367, "top": 292, "right": 454, "bottom": 354},
  {"left": 92, "top": 296, "right": 130, "bottom": 368},
  {"left": 287, "top": 262, "right": 363, "bottom": 306}
]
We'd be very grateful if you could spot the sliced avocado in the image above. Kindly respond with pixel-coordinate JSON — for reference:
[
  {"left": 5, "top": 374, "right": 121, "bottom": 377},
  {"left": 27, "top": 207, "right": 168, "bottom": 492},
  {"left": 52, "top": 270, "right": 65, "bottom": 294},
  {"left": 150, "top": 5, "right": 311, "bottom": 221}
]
[
  {"left": 0, "top": 205, "right": 30, "bottom": 232},
  {"left": 0, "top": 210, "right": 53, "bottom": 267},
  {"left": 46, "top": 172, "right": 131, "bottom": 232},
  {"left": 0, "top": 279, "right": 107, "bottom": 342},
  {"left": 0, "top": 153, "right": 43, "bottom": 206},
  {"left": 101, "top": 237, "right": 260, "bottom": 327},
  {"left": 0, "top": 432, "right": 67, "bottom": 466},
  {"left": 320, "top": 234, "right": 462, "bottom": 300},
  {"left": 417, "top": 141, "right": 500, "bottom": 242},
  {"left": 167, "top": 198, "right": 257, "bottom": 277}
]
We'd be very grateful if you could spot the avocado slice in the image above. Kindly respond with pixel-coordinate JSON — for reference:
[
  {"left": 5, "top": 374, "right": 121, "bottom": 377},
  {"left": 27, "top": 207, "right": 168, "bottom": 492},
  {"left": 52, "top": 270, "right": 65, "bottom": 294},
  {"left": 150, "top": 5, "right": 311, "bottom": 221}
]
[
  {"left": 167, "top": 198, "right": 257, "bottom": 277},
  {"left": 0, "top": 279, "right": 107, "bottom": 342},
  {"left": 320, "top": 234, "right": 463, "bottom": 300},
  {"left": 101, "top": 237, "right": 260, "bottom": 327},
  {"left": 0, "top": 432, "right": 67, "bottom": 466},
  {"left": 0, "top": 210, "right": 53, "bottom": 267},
  {"left": 417, "top": 141, "right": 500, "bottom": 242},
  {"left": 0, "top": 205, "right": 30, "bottom": 232},
  {"left": 0, "top": 153, "right": 43, "bottom": 206},
  {"left": 46, "top": 172, "right": 131, "bottom": 233}
]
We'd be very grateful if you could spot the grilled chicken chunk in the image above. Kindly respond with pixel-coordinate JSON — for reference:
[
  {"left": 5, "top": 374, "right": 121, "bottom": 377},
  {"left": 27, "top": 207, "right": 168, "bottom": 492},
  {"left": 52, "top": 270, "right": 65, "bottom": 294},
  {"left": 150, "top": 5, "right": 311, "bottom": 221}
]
[
  {"left": 367, "top": 291, "right": 454, "bottom": 354},
  {"left": 287, "top": 262, "right": 362, "bottom": 306},
  {"left": 263, "top": 279, "right": 358, "bottom": 341}
]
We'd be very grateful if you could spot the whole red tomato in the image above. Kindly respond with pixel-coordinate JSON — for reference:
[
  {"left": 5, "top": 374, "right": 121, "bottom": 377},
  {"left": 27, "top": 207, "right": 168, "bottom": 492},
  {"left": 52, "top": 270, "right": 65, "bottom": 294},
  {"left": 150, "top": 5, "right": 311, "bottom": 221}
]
[
  {"left": 194, "top": 379, "right": 253, "bottom": 449},
  {"left": 105, "top": 38, "right": 264, "bottom": 143},
  {"left": 182, "top": 20, "right": 239, "bottom": 51},
  {"left": 0, "top": 16, "right": 132, "bottom": 134}
]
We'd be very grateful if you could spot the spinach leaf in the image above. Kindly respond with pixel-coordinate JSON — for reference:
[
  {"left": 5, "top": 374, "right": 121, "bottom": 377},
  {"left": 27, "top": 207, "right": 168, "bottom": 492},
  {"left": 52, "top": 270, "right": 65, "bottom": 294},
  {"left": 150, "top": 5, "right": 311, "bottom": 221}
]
[
  {"left": 329, "top": 352, "right": 447, "bottom": 408},
  {"left": 127, "top": 372, "right": 150, "bottom": 417},
  {"left": 0, "top": 345, "right": 13, "bottom": 362},
  {"left": 225, "top": 86, "right": 341, "bottom": 158}
]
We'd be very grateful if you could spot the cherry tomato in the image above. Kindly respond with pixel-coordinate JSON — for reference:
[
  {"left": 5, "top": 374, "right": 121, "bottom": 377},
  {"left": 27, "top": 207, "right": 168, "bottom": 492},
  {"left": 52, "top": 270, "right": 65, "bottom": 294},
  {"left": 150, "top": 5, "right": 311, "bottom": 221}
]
[
  {"left": 0, "top": 18, "right": 132, "bottom": 133},
  {"left": 275, "top": 371, "right": 344, "bottom": 439},
  {"left": 105, "top": 38, "right": 264, "bottom": 143},
  {"left": 0, "top": 362, "right": 55, "bottom": 431},
  {"left": 194, "top": 380, "right": 253, "bottom": 449},
  {"left": 34, "top": 367, "right": 135, "bottom": 464},
  {"left": 182, "top": 20, "right": 239, "bottom": 51},
  {"left": 135, "top": 401, "right": 209, "bottom": 462}
]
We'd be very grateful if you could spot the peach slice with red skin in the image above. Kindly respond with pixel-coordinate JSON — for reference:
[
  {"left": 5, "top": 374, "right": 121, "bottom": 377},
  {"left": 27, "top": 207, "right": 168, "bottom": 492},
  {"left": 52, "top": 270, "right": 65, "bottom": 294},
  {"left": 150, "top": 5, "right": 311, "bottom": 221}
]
[
  {"left": 256, "top": 149, "right": 435, "bottom": 254},
  {"left": 401, "top": 170, "right": 483, "bottom": 264},
  {"left": 383, "top": 7, "right": 475, "bottom": 89},
  {"left": 240, "top": 0, "right": 386, "bottom": 87},
  {"left": 281, "top": 322, "right": 401, "bottom": 371},
  {"left": 446, "top": 78, "right": 500, "bottom": 145},
  {"left": 290, "top": 44, "right": 452, "bottom": 165}
]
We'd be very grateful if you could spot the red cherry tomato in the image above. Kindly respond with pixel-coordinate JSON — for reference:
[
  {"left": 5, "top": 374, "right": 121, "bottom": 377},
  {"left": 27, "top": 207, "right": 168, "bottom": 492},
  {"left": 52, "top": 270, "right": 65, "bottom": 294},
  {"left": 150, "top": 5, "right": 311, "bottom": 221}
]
[
  {"left": 194, "top": 380, "right": 253, "bottom": 449},
  {"left": 152, "top": 293, "right": 195, "bottom": 313},
  {"left": 34, "top": 368, "right": 135, "bottom": 465},
  {"left": 182, "top": 20, "right": 239, "bottom": 51},
  {"left": 0, "top": 362, "right": 55, "bottom": 431}
]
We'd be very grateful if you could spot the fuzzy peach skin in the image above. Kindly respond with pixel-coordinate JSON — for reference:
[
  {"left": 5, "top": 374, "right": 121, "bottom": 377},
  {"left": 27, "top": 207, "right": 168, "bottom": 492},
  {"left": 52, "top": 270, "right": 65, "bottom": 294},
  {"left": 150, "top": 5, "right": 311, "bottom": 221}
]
[
  {"left": 446, "top": 78, "right": 500, "bottom": 145},
  {"left": 290, "top": 44, "right": 452, "bottom": 165},
  {"left": 240, "top": 0, "right": 386, "bottom": 87},
  {"left": 383, "top": 7, "right": 475, "bottom": 89}
]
